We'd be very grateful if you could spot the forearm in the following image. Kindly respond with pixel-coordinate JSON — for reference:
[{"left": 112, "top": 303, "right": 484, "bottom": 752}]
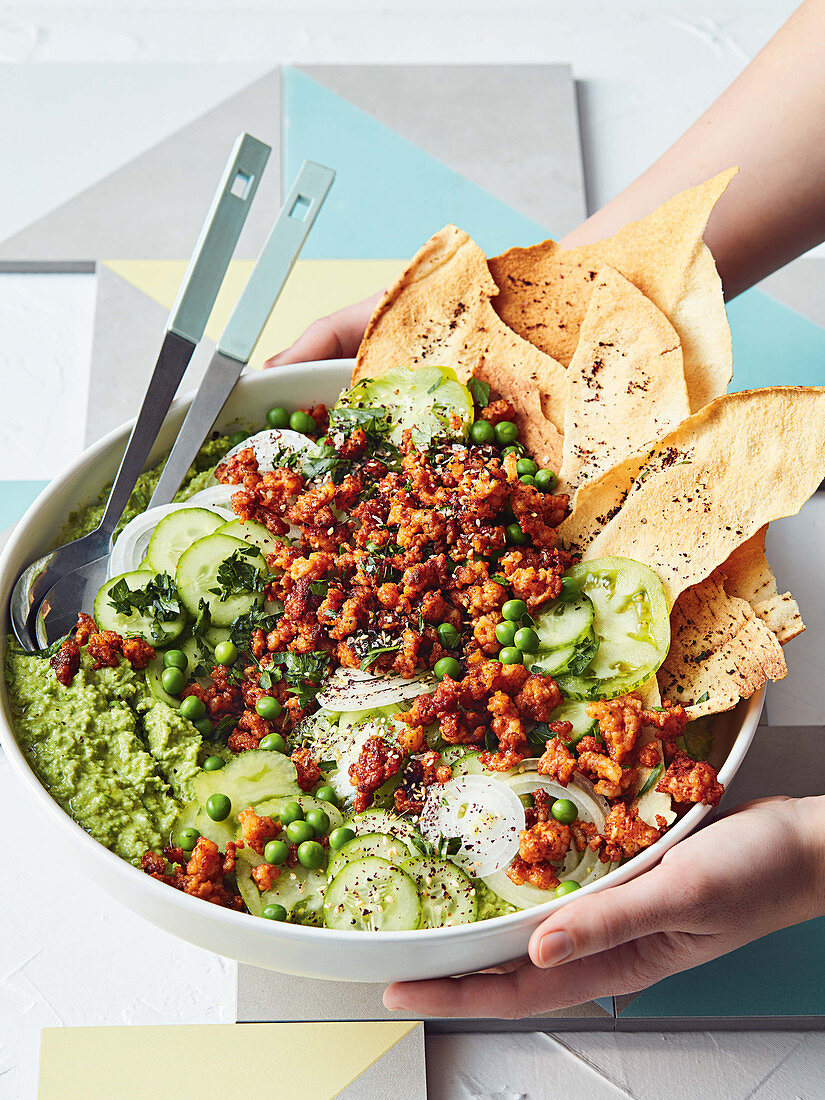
[
  {"left": 790, "top": 794, "right": 825, "bottom": 925},
  {"left": 561, "top": 0, "right": 825, "bottom": 299}
]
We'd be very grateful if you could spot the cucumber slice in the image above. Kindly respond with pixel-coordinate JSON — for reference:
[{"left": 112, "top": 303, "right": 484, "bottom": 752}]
[
  {"left": 93, "top": 570, "right": 185, "bottom": 645},
  {"left": 195, "top": 807, "right": 237, "bottom": 851},
  {"left": 400, "top": 855, "right": 477, "bottom": 927},
  {"left": 532, "top": 591, "right": 595, "bottom": 650},
  {"left": 147, "top": 508, "right": 225, "bottom": 576},
  {"left": 327, "top": 831, "right": 413, "bottom": 881},
  {"left": 169, "top": 798, "right": 199, "bottom": 847},
  {"left": 191, "top": 749, "right": 300, "bottom": 809},
  {"left": 451, "top": 751, "right": 487, "bottom": 777},
  {"left": 530, "top": 644, "right": 577, "bottom": 676},
  {"left": 557, "top": 557, "right": 670, "bottom": 701},
  {"left": 340, "top": 364, "right": 473, "bottom": 446},
  {"left": 176, "top": 533, "right": 267, "bottom": 626},
  {"left": 344, "top": 807, "right": 423, "bottom": 849},
  {"left": 548, "top": 700, "right": 597, "bottom": 744},
  {"left": 323, "top": 857, "right": 421, "bottom": 931},
  {"left": 237, "top": 852, "right": 327, "bottom": 921},
  {"left": 216, "top": 519, "right": 284, "bottom": 559}
]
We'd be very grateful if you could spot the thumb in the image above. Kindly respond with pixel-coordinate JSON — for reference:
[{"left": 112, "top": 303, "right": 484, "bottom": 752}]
[{"left": 528, "top": 863, "right": 680, "bottom": 969}]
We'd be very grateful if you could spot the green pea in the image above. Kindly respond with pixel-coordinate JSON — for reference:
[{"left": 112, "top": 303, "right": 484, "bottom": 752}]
[
  {"left": 297, "top": 840, "right": 326, "bottom": 870},
  {"left": 214, "top": 640, "right": 238, "bottom": 666},
  {"left": 279, "top": 800, "right": 304, "bottom": 826},
  {"left": 228, "top": 429, "right": 248, "bottom": 448},
  {"left": 194, "top": 718, "right": 213, "bottom": 737},
  {"left": 163, "top": 649, "right": 187, "bottom": 670},
  {"left": 506, "top": 522, "right": 528, "bottom": 546},
  {"left": 266, "top": 406, "right": 290, "bottom": 429},
  {"left": 514, "top": 627, "right": 540, "bottom": 653},
  {"left": 494, "top": 420, "right": 519, "bottom": 445},
  {"left": 436, "top": 622, "right": 461, "bottom": 649},
  {"left": 551, "top": 798, "right": 578, "bottom": 824},
  {"left": 328, "top": 826, "right": 356, "bottom": 851},
  {"left": 286, "top": 819, "right": 315, "bottom": 844},
  {"left": 160, "top": 667, "right": 186, "bottom": 695},
  {"left": 519, "top": 475, "right": 537, "bottom": 487},
  {"left": 315, "top": 785, "right": 338, "bottom": 806},
  {"left": 259, "top": 732, "right": 287, "bottom": 754},
  {"left": 534, "top": 468, "right": 558, "bottom": 492},
  {"left": 516, "top": 457, "right": 538, "bottom": 476},
  {"left": 256, "top": 695, "right": 283, "bottom": 720},
  {"left": 262, "top": 903, "right": 288, "bottom": 921},
  {"left": 206, "top": 793, "right": 231, "bottom": 822},
  {"left": 177, "top": 827, "right": 200, "bottom": 851},
  {"left": 501, "top": 445, "right": 522, "bottom": 457},
  {"left": 305, "top": 808, "right": 330, "bottom": 837},
  {"left": 202, "top": 755, "right": 225, "bottom": 772},
  {"left": 469, "top": 419, "right": 495, "bottom": 445},
  {"left": 498, "top": 647, "right": 523, "bottom": 666},
  {"left": 495, "top": 620, "right": 517, "bottom": 646},
  {"left": 554, "top": 880, "right": 581, "bottom": 898},
  {"left": 289, "top": 410, "right": 316, "bottom": 434},
  {"left": 179, "top": 695, "right": 206, "bottom": 722},
  {"left": 434, "top": 656, "right": 462, "bottom": 681},
  {"left": 263, "top": 839, "right": 289, "bottom": 866},
  {"left": 502, "top": 599, "right": 528, "bottom": 622}
]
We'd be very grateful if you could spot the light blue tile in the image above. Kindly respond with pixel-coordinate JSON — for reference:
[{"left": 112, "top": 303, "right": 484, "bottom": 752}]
[
  {"left": 728, "top": 288, "right": 825, "bottom": 390},
  {"left": 0, "top": 481, "right": 48, "bottom": 530},
  {"left": 283, "top": 67, "right": 547, "bottom": 259}
]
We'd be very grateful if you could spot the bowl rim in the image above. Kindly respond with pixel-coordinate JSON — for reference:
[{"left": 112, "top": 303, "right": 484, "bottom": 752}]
[{"left": 0, "top": 358, "right": 765, "bottom": 946}]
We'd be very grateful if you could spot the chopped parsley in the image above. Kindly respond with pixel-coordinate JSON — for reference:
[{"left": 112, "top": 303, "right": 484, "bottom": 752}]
[
  {"left": 209, "top": 546, "right": 265, "bottom": 601},
  {"left": 360, "top": 643, "right": 401, "bottom": 671}
]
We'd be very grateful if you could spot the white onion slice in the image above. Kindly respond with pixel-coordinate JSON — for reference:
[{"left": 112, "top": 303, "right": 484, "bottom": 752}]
[
  {"left": 108, "top": 502, "right": 234, "bottom": 578},
  {"left": 317, "top": 668, "right": 437, "bottom": 712},
  {"left": 206, "top": 428, "right": 313, "bottom": 485},
  {"left": 419, "top": 775, "right": 523, "bottom": 878},
  {"left": 481, "top": 762, "right": 617, "bottom": 909},
  {"left": 185, "top": 483, "right": 239, "bottom": 510}
]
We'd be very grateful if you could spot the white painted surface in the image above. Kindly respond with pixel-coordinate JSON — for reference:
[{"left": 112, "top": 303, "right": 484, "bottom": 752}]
[{"left": 2, "top": 3, "right": 825, "bottom": 1097}]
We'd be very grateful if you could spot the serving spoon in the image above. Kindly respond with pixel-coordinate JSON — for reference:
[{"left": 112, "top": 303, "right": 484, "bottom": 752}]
[{"left": 10, "top": 132, "right": 271, "bottom": 651}]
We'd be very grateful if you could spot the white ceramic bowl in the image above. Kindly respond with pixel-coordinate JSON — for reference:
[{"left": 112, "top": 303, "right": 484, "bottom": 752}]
[{"left": 0, "top": 359, "right": 763, "bottom": 982}]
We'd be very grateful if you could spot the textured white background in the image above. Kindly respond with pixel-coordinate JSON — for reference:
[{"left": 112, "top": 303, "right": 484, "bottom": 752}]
[{"left": 2, "top": 3, "right": 824, "bottom": 1098}]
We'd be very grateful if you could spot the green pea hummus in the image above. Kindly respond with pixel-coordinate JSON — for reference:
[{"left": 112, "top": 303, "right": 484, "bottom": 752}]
[
  {"left": 5, "top": 435, "right": 233, "bottom": 866},
  {"left": 5, "top": 646, "right": 204, "bottom": 865},
  {"left": 475, "top": 879, "right": 516, "bottom": 921},
  {"left": 61, "top": 435, "right": 231, "bottom": 544}
]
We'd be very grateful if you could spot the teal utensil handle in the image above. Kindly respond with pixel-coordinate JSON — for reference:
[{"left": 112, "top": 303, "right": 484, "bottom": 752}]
[
  {"left": 217, "top": 160, "right": 335, "bottom": 362},
  {"left": 168, "top": 132, "right": 271, "bottom": 344}
]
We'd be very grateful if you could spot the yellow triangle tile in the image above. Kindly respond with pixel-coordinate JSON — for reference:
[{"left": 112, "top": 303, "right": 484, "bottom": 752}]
[
  {"left": 40, "top": 1021, "right": 422, "bottom": 1099},
  {"left": 103, "top": 258, "right": 403, "bottom": 369}
]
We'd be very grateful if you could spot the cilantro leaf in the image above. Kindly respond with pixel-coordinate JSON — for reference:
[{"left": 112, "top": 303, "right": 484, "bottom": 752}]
[
  {"left": 359, "top": 643, "right": 401, "bottom": 671},
  {"left": 468, "top": 378, "right": 491, "bottom": 408}
]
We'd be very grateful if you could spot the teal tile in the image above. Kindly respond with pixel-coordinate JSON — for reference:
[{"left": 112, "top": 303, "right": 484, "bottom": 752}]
[
  {"left": 621, "top": 916, "right": 825, "bottom": 1018},
  {"left": 729, "top": 288, "right": 825, "bottom": 390},
  {"left": 283, "top": 67, "right": 547, "bottom": 259},
  {"left": 0, "top": 480, "right": 48, "bottom": 530}
]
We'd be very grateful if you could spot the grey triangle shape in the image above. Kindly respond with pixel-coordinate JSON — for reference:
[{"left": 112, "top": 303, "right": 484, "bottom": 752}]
[
  {"left": 335, "top": 1025, "right": 427, "bottom": 1100},
  {"left": 85, "top": 265, "right": 216, "bottom": 446},
  {"left": 1, "top": 69, "right": 281, "bottom": 263},
  {"left": 759, "top": 257, "right": 825, "bottom": 329},
  {"left": 296, "top": 64, "right": 586, "bottom": 237}
]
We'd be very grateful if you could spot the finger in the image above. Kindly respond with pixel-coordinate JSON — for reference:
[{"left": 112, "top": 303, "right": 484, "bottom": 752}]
[
  {"left": 527, "top": 862, "right": 682, "bottom": 969},
  {"left": 386, "top": 930, "right": 724, "bottom": 1019},
  {"left": 265, "top": 292, "right": 381, "bottom": 367}
]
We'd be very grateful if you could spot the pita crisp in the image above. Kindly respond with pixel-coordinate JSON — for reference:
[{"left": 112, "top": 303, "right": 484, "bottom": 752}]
[
  {"left": 559, "top": 387, "right": 825, "bottom": 608},
  {"left": 560, "top": 266, "right": 690, "bottom": 493},
  {"left": 354, "top": 225, "right": 567, "bottom": 469},
  {"left": 489, "top": 169, "right": 736, "bottom": 412},
  {"left": 657, "top": 573, "right": 787, "bottom": 718},
  {"left": 719, "top": 525, "right": 804, "bottom": 645}
]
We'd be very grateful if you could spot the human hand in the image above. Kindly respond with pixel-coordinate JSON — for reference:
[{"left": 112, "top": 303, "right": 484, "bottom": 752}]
[
  {"left": 383, "top": 795, "right": 825, "bottom": 1018},
  {"left": 263, "top": 292, "right": 381, "bottom": 368}
]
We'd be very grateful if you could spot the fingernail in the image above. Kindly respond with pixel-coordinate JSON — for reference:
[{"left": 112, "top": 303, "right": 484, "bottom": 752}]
[
  {"left": 537, "top": 930, "right": 573, "bottom": 968},
  {"left": 383, "top": 991, "right": 406, "bottom": 1012}
]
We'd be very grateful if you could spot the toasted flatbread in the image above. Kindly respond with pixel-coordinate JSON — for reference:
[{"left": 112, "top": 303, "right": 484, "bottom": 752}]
[
  {"left": 354, "top": 225, "right": 567, "bottom": 469},
  {"left": 719, "top": 526, "right": 804, "bottom": 645},
  {"left": 489, "top": 169, "right": 736, "bottom": 412},
  {"left": 657, "top": 573, "right": 787, "bottom": 718},
  {"left": 560, "top": 266, "right": 690, "bottom": 493},
  {"left": 559, "top": 387, "right": 825, "bottom": 607}
]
